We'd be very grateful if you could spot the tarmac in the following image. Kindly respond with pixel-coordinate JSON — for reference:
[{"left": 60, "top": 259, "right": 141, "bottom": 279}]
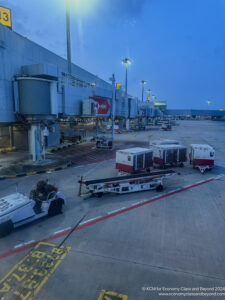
[{"left": 0, "top": 120, "right": 225, "bottom": 300}]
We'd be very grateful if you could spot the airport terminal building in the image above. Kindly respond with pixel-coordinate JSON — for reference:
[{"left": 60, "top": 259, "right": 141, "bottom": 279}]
[{"left": 0, "top": 23, "right": 163, "bottom": 160}]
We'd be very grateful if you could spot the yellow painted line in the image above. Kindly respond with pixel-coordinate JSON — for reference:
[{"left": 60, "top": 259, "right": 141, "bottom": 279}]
[
  {"left": 47, "top": 169, "right": 55, "bottom": 172},
  {"left": 98, "top": 289, "right": 128, "bottom": 300},
  {"left": 27, "top": 172, "right": 37, "bottom": 176},
  {"left": 61, "top": 165, "right": 68, "bottom": 169},
  {"left": 0, "top": 242, "right": 70, "bottom": 300},
  {"left": 6, "top": 175, "right": 16, "bottom": 179}
]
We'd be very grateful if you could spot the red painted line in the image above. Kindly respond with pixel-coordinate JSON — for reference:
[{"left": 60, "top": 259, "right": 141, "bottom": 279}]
[{"left": 0, "top": 177, "right": 215, "bottom": 260}]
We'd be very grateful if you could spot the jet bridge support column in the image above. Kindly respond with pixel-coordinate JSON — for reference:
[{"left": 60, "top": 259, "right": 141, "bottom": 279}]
[
  {"left": 126, "top": 119, "right": 130, "bottom": 130},
  {"left": 28, "top": 124, "right": 48, "bottom": 161}
]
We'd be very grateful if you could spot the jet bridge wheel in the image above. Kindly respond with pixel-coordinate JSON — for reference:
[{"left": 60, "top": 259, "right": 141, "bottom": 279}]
[
  {"left": 156, "top": 184, "right": 163, "bottom": 192},
  {"left": 48, "top": 198, "right": 64, "bottom": 216},
  {"left": 93, "top": 192, "right": 103, "bottom": 198},
  {"left": 0, "top": 220, "right": 13, "bottom": 238}
]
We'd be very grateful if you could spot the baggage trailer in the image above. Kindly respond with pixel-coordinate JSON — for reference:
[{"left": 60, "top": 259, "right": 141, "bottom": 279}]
[
  {"left": 153, "top": 144, "right": 187, "bottom": 168},
  {"left": 116, "top": 147, "right": 153, "bottom": 173},
  {"left": 189, "top": 144, "right": 215, "bottom": 173},
  {"left": 78, "top": 170, "right": 175, "bottom": 198}
]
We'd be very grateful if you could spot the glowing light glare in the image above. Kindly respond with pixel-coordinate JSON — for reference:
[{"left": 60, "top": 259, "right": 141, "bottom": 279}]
[
  {"left": 122, "top": 58, "right": 132, "bottom": 65},
  {"left": 72, "top": 0, "right": 99, "bottom": 16}
]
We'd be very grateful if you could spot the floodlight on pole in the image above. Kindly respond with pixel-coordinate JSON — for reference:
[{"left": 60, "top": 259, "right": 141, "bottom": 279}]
[
  {"left": 141, "top": 80, "right": 147, "bottom": 102},
  {"left": 122, "top": 58, "right": 131, "bottom": 96},
  {"left": 147, "top": 88, "right": 151, "bottom": 101},
  {"left": 66, "top": 0, "right": 72, "bottom": 75}
]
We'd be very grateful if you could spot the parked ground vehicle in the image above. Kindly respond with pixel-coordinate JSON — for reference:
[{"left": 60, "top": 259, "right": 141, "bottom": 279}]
[
  {"left": 116, "top": 148, "right": 153, "bottom": 173},
  {"left": 0, "top": 181, "right": 66, "bottom": 237},
  {"left": 96, "top": 137, "right": 113, "bottom": 149},
  {"left": 153, "top": 144, "right": 187, "bottom": 168},
  {"left": 78, "top": 170, "right": 175, "bottom": 198},
  {"left": 189, "top": 144, "right": 215, "bottom": 173},
  {"left": 161, "top": 123, "right": 172, "bottom": 131}
]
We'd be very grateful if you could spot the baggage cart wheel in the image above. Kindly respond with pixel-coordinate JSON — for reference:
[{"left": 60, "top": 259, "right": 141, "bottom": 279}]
[
  {"left": 0, "top": 220, "right": 13, "bottom": 238},
  {"left": 200, "top": 168, "right": 205, "bottom": 174},
  {"left": 156, "top": 184, "right": 163, "bottom": 192},
  {"left": 97, "top": 192, "right": 103, "bottom": 198},
  {"left": 48, "top": 198, "right": 64, "bottom": 216}
]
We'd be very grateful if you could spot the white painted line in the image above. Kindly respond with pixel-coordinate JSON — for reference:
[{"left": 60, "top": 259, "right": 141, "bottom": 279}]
[
  {"left": 54, "top": 227, "right": 71, "bottom": 235},
  {"left": 195, "top": 181, "right": 205, "bottom": 184},
  {"left": 24, "top": 240, "right": 35, "bottom": 245},
  {"left": 14, "top": 243, "right": 24, "bottom": 249},
  {"left": 215, "top": 174, "right": 225, "bottom": 179},
  {"left": 80, "top": 216, "right": 102, "bottom": 225},
  {"left": 131, "top": 201, "right": 142, "bottom": 206},
  {"left": 183, "top": 184, "right": 193, "bottom": 188},
  {"left": 107, "top": 207, "right": 126, "bottom": 214},
  {"left": 14, "top": 240, "right": 35, "bottom": 249}
]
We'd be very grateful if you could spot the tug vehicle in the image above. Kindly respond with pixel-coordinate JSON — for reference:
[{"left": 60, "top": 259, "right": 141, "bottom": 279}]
[
  {"left": 96, "top": 136, "right": 113, "bottom": 149},
  {"left": 189, "top": 144, "right": 215, "bottom": 173},
  {"left": 78, "top": 170, "right": 175, "bottom": 198},
  {"left": 0, "top": 180, "right": 66, "bottom": 237},
  {"left": 161, "top": 123, "right": 172, "bottom": 131}
]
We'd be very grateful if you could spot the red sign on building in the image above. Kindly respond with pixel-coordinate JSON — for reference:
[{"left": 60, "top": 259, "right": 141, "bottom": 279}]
[{"left": 89, "top": 96, "right": 111, "bottom": 116}]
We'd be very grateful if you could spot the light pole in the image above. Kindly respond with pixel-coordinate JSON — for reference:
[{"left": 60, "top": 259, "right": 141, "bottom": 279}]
[
  {"left": 141, "top": 80, "right": 147, "bottom": 102},
  {"left": 122, "top": 58, "right": 131, "bottom": 96},
  {"left": 147, "top": 88, "right": 151, "bottom": 101},
  {"left": 66, "top": 0, "right": 72, "bottom": 75},
  {"left": 109, "top": 74, "right": 116, "bottom": 142}
]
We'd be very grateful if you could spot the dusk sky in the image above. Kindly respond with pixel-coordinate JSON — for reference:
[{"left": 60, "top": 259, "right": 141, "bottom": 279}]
[{"left": 1, "top": 0, "right": 225, "bottom": 109}]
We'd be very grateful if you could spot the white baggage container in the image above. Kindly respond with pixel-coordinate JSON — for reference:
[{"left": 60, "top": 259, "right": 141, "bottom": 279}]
[
  {"left": 190, "top": 144, "right": 215, "bottom": 173},
  {"left": 116, "top": 147, "right": 153, "bottom": 173},
  {"left": 153, "top": 144, "right": 187, "bottom": 167}
]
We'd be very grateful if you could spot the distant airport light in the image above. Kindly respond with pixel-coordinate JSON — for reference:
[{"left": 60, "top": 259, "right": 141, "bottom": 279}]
[{"left": 147, "top": 89, "right": 151, "bottom": 101}]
